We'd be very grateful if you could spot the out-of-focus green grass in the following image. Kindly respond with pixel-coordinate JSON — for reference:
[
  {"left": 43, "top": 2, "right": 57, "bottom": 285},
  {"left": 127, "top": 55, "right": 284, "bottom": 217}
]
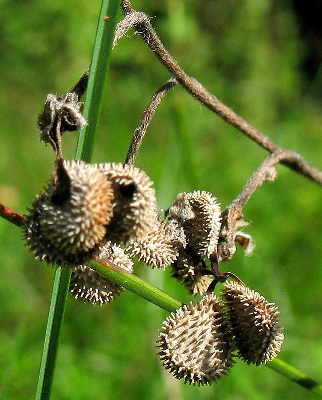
[{"left": 0, "top": 1, "right": 321, "bottom": 399}]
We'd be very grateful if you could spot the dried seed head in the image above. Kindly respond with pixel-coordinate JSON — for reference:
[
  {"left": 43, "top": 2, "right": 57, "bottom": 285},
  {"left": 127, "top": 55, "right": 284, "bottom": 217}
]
[
  {"left": 96, "top": 163, "right": 158, "bottom": 243},
  {"left": 38, "top": 92, "right": 87, "bottom": 146},
  {"left": 96, "top": 242, "right": 134, "bottom": 270},
  {"left": 69, "top": 243, "right": 134, "bottom": 305},
  {"left": 23, "top": 160, "right": 113, "bottom": 267},
  {"left": 165, "top": 218, "right": 187, "bottom": 248},
  {"left": 222, "top": 281, "right": 284, "bottom": 365},
  {"left": 158, "top": 294, "right": 234, "bottom": 385},
  {"left": 169, "top": 192, "right": 195, "bottom": 221},
  {"left": 70, "top": 266, "right": 121, "bottom": 305},
  {"left": 171, "top": 250, "right": 213, "bottom": 295},
  {"left": 169, "top": 191, "right": 221, "bottom": 258},
  {"left": 127, "top": 220, "right": 179, "bottom": 269}
]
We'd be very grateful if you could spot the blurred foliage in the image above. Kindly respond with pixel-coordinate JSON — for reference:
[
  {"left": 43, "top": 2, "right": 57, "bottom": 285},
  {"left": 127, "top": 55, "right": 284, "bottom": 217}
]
[{"left": 0, "top": 0, "right": 321, "bottom": 399}]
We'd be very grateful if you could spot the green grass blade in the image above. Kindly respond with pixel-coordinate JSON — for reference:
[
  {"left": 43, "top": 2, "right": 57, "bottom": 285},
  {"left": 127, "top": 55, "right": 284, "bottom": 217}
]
[
  {"left": 35, "top": 268, "right": 72, "bottom": 400},
  {"left": 75, "top": 1, "right": 120, "bottom": 162},
  {"left": 35, "top": 1, "right": 120, "bottom": 399}
]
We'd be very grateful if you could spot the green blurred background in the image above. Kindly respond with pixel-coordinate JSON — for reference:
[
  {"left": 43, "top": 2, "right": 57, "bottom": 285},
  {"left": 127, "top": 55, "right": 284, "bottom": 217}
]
[{"left": 0, "top": 1, "right": 321, "bottom": 399}]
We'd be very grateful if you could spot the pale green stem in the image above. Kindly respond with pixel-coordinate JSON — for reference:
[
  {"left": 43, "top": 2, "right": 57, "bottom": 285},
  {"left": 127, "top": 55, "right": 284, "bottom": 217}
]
[{"left": 90, "top": 258, "right": 322, "bottom": 397}]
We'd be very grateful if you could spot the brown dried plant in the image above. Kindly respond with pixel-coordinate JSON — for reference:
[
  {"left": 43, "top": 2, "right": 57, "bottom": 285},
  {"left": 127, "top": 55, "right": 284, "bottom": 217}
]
[{"left": 0, "top": 0, "right": 321, "bottom": 393}]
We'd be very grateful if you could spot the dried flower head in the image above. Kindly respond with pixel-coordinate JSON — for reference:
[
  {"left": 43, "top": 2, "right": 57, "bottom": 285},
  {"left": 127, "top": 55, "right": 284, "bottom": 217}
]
[
  {"left": 169, "top": 191, "right": 221, "bottom": 258},
  {"left": 165, "top": 218, "right": 187, "bottom": 248},
  {"left": 96, "top": 163, "right": 158, "bottom": 243},
  {"left": 23, "top": 160, "right": 114, "bottom": 267},
  {"left": 158, "top": 294, "right": 234, "bottom": 385},
  {"left": 168, "top": 192, "right": 195, "bottom": 221},
  {"left": 171, "top": 250, "right": 213, "bottom": 295},
  {"left": 127, "top": 219, "right": 179, "bottom": 269},
  {"left": 38, "top": 92, "right": 87, "bottom": 147},
  {"left": 69, "top": 243, "right": 134, "bottom": 305},
  {"left": 222, "top": 281, "right": 284, "bottom": 365}
]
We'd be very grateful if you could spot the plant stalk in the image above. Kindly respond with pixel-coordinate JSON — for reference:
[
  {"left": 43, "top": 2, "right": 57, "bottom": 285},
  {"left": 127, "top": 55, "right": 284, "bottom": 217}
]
[
  {"left": 90, "top": 258, "right": 322, "bottom": 397},
  {"left": 35, "top": 1, "right": 120, "bottom": 399}
]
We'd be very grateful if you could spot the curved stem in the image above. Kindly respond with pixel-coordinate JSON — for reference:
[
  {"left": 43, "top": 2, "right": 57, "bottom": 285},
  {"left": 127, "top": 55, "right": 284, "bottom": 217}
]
[
  {"left": 118, "top": 0, "right": 322, "bottom": 186},
  {"left": 125, "top": 77, "right": 177, "bottom": 165}
]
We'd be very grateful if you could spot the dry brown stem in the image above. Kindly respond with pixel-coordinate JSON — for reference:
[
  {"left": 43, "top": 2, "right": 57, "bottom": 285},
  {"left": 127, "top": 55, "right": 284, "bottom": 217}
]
[
  {"left": 124, "top": 77, "right": 177, "bottom": 165},
  {"left": 219, "top": 150, "right": 308, "bottom": 261},
  {"left": 116, "top": 0, "right": 322, "bottom": 186},
  {"left": 0, "top": 204, "right": 25, "bottom": 228}
]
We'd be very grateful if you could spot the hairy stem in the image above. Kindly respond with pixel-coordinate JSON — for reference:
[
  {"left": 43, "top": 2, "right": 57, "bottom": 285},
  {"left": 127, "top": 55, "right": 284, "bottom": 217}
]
[
  {"left": 219, "top": 150, "right": 310, "bottom": 262},
  {"left": 117, "top": 0, "right": 322, "bottom": 186},
  {"left": 125, "top": 77, "right": 177, "bottom": 165}
]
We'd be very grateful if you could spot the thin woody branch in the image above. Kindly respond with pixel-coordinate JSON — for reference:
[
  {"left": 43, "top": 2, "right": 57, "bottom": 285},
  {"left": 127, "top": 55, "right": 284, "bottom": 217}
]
[
  {"left": 219, "top": 150, "right": 309, "bottom": 261},
  {"left": 118, "top": 0, "right": 322, "bottom": 186},
  {"left": 0, "top": 204, "right": 25, "bottom": 228},
  {"left": 124, "top": 77, "right": 177, "bottom": 165}
]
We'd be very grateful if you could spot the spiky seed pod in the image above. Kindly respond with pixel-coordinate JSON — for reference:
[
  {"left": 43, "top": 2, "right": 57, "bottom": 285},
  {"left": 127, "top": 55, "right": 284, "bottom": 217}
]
[
  {"left": 168, "top": 192, "right": 195, "bottom": 221},
  {"left": 70, "top": 266, "right": 121, "bottom": 305},
  {"left": 169, "top": 191, "right": 221, "bottom": 258},
  {"left": 222, "top": 281, "right": 284, "bottom": 365},
  {"left": 127, "top": 220, "right": 179, "bottom": 269},
  {"left": 38, "top": 92, "right": 87, "bottom": 145},
  {"left": 165, "top": 218, "right": 187, "bottom": 248},
  {"left": 69, "top": 243, "right": 134, "bottom": 305},
  {"left": 95, "top": 163, "right": 158, "bottom": 243},
  {"left": 23, "top": 160, "right": 114, "bottom": 267},
  {"left": 158, "top": 294, "right": 234, "bottom": 385},
  {"left": 96, "top": 242, "right": 134, "bottom": 270},
  {"left": 171, "top": 249, "right": 213, "bottom": 295}
]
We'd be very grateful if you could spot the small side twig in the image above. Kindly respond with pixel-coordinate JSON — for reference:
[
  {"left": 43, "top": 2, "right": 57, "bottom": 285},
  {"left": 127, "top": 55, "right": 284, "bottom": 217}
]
[
  {"left": 219, "top": 150, "right": 308, "bottom": 261},
  {"left": 0, "top": 204, "right": 25, "bottom": 228},
  {"left": 124, "top": 77, "right": 177, "bottom": 165},
  {"left": 230, "top": 150, "right": 285, "bottom": 210},
  {"left": 117, "top": 0, "right": 322, "bottom": 186}
]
